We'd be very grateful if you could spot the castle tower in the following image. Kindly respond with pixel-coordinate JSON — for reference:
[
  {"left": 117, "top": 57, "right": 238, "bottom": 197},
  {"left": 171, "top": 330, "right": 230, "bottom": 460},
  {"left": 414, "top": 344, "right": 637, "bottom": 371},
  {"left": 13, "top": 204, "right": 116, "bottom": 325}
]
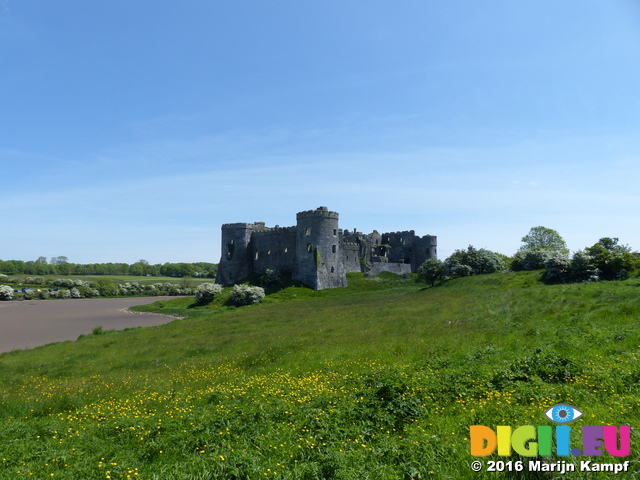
[
  {"left": 293, "top": 207, "right": 347, "bottom": 289},
  {"left": 411, "top": 234, "right": 438, "bottom": 272},
  {"left": 215, "top": 223, "right": 256, "bottom": 285}
]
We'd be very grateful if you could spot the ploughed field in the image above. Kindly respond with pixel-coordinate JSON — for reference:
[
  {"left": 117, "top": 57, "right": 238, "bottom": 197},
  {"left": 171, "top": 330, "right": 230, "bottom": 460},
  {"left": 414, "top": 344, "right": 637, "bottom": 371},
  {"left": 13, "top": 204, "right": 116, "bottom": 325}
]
[{"left": 0, "top": 272, "right": 638, "bottom": 479}]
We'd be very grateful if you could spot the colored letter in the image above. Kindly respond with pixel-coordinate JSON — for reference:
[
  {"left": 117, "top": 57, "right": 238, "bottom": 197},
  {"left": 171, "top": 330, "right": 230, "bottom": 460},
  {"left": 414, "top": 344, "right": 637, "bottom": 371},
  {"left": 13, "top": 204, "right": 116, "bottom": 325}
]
[
  {"left": 512, "top": 426, "right": 537, "bottom": 456},
  {"left": 470, "top": 426, "right": 496, "bottom": 456},
  {"left": 582, "top": 426, "right": 603, "bottom": 456},
  {"left": 556, "top": 426, "right": 571, "bottom": 456},
  {"left": 497, "top": 426, "right": 511, "bottom": 456},
  {"left": 537, "top": 426, "right": 552, "bottom": 456},
  {"left": 604, "top": 426, "right": 630, "bottom": 457}
]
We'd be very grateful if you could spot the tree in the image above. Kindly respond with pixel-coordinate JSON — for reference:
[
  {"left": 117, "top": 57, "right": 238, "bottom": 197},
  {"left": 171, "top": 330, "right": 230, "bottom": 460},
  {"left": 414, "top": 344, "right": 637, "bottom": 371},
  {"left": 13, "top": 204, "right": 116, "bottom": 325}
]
[
  {"left": 585, "top": 237, "right": 637, "bottom": 280},
  {"left": 519, "top": 226, "right": 569, "bottom": 255},
  {"left": 417, "top": 258, "right": 444, "bottom": 286}
]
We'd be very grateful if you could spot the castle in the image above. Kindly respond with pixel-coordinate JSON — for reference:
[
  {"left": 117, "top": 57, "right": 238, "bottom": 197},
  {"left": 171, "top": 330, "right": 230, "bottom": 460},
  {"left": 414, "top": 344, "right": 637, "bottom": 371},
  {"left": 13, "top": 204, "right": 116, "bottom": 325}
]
[{"left": 216, "top": 207, "right": 437, "bottom": 290}]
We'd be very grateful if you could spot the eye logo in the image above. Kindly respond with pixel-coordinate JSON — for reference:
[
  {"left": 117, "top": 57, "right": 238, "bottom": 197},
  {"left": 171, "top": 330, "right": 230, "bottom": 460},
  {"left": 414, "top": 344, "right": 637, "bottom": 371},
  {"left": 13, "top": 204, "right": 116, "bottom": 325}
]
[{"left": 544, "top": 404, "right": 583, "bottom": 424}]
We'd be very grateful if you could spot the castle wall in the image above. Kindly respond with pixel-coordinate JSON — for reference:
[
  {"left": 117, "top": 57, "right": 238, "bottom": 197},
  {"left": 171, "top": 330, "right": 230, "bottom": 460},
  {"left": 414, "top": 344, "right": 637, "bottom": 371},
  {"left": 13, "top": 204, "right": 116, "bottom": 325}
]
[
  {"left": 251, "top": 227, "right": 297, "bottom": 274},
  {"left": 340, "top": 240, "right": 361, "bottom": 273},
  {"left": 370, "top": 262, "right": 412, "bottom": 276}
]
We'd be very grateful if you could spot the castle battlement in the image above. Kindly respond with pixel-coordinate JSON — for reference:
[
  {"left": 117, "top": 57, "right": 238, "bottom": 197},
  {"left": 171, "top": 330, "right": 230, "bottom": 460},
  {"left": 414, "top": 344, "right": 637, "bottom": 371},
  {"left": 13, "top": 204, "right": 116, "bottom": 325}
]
[
  {"left": 216, "top": 207, "right": 437, "bottom": 290},
  {"left": 252, "top": 226, "right": 297, "bottom": 237},
  {"left": 296, "top": 207, "right": 339, "bottom": 220}
]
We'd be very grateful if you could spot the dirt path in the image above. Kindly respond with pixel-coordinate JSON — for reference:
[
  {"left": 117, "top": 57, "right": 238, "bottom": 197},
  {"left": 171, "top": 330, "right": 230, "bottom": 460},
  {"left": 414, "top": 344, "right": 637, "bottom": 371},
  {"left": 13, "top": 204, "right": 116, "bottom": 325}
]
[{"left": 0, "top": 296, "right": 184, "bottom": 354}]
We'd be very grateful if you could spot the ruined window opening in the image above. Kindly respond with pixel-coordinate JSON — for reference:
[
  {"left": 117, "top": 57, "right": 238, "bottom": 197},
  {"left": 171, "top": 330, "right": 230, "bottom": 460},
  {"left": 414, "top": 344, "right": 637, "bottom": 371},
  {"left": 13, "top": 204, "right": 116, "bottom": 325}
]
[
  {"left": 333, "top": 229, "right": 337, "bottom": 236},
  {"left": 332, "top": 245, "right": 336, "bottom": 253},
  {"left": 426, "top": 248, "right": 430, "bottom": 255},
  {"left": 284, "top": 247, "right": 288, "bottom": 253},
  {"left": 305, "top": 228, "right": 311, "bottom": 236},
  {"left": 267, "top": 250, "right": 271, "bottom": 255},
  {"left": 331, "top": 266, "right": 334, "bottom": 273},
  {"left": 307, "top": 243, "right": 313, "bottom": 253},
  {"left": 255, "top": 252, "right": 259, "bottom": 260}
]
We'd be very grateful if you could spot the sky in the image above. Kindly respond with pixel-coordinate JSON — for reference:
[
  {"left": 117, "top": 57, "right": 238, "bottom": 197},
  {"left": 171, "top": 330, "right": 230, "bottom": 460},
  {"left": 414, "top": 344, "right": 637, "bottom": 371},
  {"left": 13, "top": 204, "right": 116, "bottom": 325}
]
[{"left": 2, "top": 0, "right": 640, "bottom": 265}]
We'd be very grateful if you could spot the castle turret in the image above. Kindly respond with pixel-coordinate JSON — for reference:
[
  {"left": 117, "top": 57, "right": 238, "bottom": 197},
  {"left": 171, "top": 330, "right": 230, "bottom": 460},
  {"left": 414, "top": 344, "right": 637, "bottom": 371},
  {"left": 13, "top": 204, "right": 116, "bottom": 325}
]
[
  {"left": 293, "top": 206, "right": 347, "bottom": 289},
  {"left": 215, "top": 223, "right": 257, "bottom": 285}
]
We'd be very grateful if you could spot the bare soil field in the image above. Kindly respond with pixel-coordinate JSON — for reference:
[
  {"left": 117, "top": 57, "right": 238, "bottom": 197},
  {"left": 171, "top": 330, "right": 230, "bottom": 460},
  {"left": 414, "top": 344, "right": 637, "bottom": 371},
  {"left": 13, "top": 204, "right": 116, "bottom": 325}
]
[{"left": 0, "top": 296, "right": 183, "bottom": 354}]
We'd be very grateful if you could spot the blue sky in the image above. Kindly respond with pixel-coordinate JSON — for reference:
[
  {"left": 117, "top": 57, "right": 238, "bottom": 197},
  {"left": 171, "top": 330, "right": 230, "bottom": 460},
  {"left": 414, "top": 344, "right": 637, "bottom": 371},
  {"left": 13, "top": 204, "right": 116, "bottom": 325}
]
[{"left": 2, "top": 1, "right": 640, "bottom": 264}]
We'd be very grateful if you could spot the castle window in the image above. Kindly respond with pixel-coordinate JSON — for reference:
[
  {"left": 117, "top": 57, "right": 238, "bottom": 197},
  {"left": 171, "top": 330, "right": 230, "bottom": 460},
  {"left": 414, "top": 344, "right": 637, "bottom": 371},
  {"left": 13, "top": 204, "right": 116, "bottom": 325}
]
[
  {"left": 333, "top": 229, "right": 337, "bottom": 236},
  {"left": 426, "top": 248, "right": 430, "bottom": 255},
  {"left": 331, "top": 266, "right": 334, "bottom": 273},
  {"left": 255, "top": 252, "right": 259, "bottom": 260},
  {"left": 305, "top": 227, "right": 311, "bottom": 236},
  {"left": 230, "top": 240, "right": 234, "bottom": 244},
  {"left": 307, "top": 243, "right": 313, "bottom": 253},
  {"left": 332, "top": 245, "right": 336, "bottom": 253},
  {"left": 284, "top": 247, "right": 288, "bottom": 253},
  {"left": 267, "top": 250, "right": 271, "bottom": 255}
]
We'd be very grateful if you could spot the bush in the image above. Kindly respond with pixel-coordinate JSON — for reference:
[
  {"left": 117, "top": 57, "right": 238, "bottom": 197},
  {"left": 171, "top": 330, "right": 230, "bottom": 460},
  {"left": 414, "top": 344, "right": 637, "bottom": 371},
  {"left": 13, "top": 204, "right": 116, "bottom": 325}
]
[
  {"left": 585, "top": 237, "right": 637, "bottom": 281},
  {"left": 511, "top": 249, "right": 553, "bottom": 271},
  {"left": 231, "top": 284, "right": 265, "bottom": 306},
  {"left": 444, "top": 246, "right": 505, "bottom": 278},
  {"left": 70, "top": 288, "right": 82, "bottom": 299},
  {"left": 543, "top": 252, "right": 570, "bottom": 283},
  {"left": 417, "top": 258, "right": 444, "bottom": 286},
  {"left": 194, "top": 282, "right": 223, "bottom": 304},
  {"left": 0, "top": 285, "right": 13, "bottom": 300},
  {"left": 568, "top": 250, "right": 599, "bottom": 282},
  {"left": 260, "top": 268, "right": 282, "bottom": 287}
]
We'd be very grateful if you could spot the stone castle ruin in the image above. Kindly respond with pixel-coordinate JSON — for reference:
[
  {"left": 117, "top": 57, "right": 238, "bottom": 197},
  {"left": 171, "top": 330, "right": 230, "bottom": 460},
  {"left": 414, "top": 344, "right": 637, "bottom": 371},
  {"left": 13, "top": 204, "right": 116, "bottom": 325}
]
[{"left": 216, "top": 207, "right": 437, "bottom": 290}]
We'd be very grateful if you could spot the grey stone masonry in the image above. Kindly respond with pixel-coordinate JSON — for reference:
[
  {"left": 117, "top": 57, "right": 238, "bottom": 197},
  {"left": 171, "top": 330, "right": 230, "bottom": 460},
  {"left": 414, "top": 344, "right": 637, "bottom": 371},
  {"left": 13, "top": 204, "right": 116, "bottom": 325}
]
[{"left": 216, "top": 207, "right": 437, "bottom": 290}]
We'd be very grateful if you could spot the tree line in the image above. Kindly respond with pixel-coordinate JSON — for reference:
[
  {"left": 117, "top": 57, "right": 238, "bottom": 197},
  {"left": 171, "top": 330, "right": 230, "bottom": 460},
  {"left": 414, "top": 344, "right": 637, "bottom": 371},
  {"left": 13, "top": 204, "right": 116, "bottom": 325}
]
[
  {"left": 0, "top": 257, "right": 218, "bottom": 278},
  {"left": 418, "top": 226, "right": 639, "bottom": 286}
]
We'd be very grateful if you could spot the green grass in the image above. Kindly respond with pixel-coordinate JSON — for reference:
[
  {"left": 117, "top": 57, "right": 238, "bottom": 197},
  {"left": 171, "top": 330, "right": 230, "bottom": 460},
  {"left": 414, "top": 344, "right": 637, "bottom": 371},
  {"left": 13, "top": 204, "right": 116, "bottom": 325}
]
[
  {"left": 0, "top": 271, "right": 639, "bottom": 479},
  {"left": 3, "top": 274, "right": 214, "bottom": 287}
]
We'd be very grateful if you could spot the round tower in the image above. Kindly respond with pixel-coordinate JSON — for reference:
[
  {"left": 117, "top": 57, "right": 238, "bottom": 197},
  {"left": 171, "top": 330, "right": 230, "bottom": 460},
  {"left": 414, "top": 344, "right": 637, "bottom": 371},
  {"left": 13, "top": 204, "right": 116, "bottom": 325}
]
[
  {"left": 215, "top": 223, "right": 255, "bottom": 285},
  {"left": 293, "top": 206, "right": 347, "bottom": 289}
]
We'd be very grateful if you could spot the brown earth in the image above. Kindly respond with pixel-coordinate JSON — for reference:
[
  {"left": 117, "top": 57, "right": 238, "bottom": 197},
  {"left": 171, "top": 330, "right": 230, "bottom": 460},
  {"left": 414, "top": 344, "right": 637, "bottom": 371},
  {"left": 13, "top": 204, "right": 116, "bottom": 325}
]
[{"left": 0, "top": 296, "right": 184, "bottom": 354}]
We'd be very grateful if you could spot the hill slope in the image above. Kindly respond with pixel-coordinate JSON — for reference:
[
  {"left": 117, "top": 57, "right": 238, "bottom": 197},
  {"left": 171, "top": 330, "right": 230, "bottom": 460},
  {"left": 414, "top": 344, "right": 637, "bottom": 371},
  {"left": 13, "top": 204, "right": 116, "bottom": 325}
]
[{"left": 0, "top": 272, "right": 638, "bottom": 479}]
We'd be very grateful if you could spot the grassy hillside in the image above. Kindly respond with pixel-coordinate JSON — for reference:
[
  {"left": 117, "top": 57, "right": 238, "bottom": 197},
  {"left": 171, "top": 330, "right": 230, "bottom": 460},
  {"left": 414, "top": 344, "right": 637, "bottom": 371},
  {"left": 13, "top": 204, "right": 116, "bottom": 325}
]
[{"left": 0, "top": 272, "right": 638, "bottom": 479}]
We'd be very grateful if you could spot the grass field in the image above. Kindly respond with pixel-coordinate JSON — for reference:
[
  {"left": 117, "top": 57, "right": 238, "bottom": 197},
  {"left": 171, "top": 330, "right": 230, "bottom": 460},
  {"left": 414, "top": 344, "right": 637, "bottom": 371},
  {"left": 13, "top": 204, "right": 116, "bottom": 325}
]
[
  {"left": 4, "top": 274, "right": 213, "bottom": 287},
  {"left": 0, "top": 271, "right": 638, "bottom": 479}
]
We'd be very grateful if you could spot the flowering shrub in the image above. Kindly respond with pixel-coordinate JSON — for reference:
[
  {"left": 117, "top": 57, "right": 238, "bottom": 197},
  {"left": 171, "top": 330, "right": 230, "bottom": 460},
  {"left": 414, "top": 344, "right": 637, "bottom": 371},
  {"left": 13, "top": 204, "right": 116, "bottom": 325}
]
[
  {"left": 231, "top": 284, "right": 265, "bottom": 306},
  {"left": 511, "top": 249, "right": 554, "bottom": 271},
  {"left": 70, "top": 288, "right": 82, "bottom": 298},
  {"left": 543, "top": 252, "right": 571, "bottom": 283},
  {"left": 0, "top": 285, "right": 13, "bottom": 300},
  {"left": 194, "top": 282, "right": 223, "bottom": 304}
]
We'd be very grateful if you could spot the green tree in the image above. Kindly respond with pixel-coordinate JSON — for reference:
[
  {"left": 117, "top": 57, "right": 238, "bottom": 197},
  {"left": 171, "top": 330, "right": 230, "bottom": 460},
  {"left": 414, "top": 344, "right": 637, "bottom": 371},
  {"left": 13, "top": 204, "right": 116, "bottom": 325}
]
[
  {"left": 519, "top": 226, "right": 569, "bottom": 255},
  {"left": 585, "top": 237, "right": 637, "bottom": 280},
  {"left": 417, "top": 258, "right": 444, "bottom": 286}
]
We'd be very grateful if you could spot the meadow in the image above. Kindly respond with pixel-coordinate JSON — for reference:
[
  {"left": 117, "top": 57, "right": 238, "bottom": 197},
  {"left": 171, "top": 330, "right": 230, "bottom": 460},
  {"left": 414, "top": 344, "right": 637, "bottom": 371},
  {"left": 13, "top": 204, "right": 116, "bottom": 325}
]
[{"left": 0, "top": 271, "right": 638, "bottom": 479}]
